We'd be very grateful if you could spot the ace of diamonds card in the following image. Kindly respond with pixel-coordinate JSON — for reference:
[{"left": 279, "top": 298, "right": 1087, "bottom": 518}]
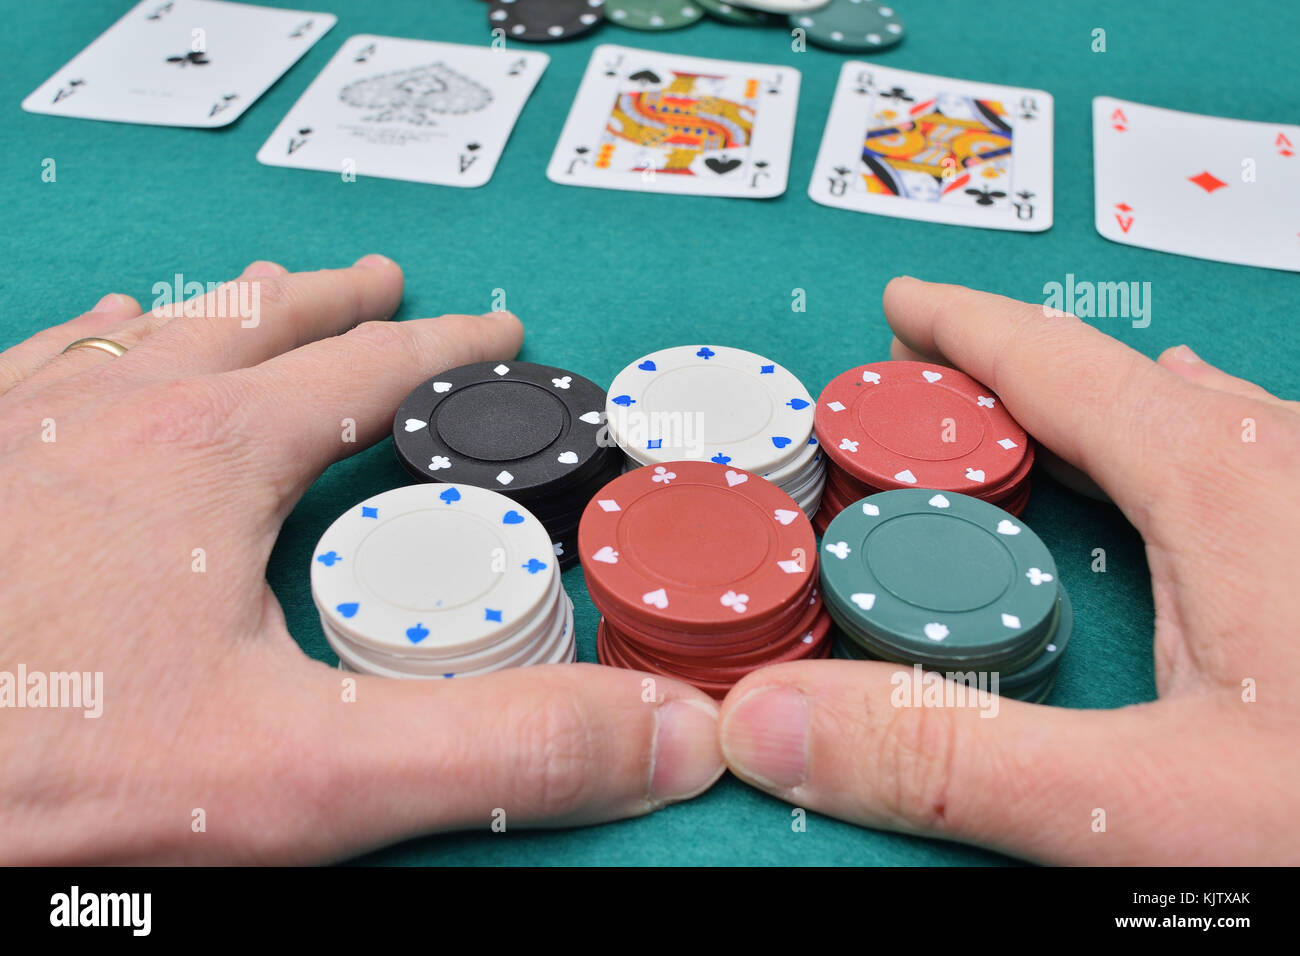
[
  {"left": 1093, "top": 96, "right": 1300, "bottom": 272},
  {"left": 546, "top": 45, "right": 800, "bottom": 199},
  {"left": 808, "top": 62, "right": 1054, "bottom": 231}
]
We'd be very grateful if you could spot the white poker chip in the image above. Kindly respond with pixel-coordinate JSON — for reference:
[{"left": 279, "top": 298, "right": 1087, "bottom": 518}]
[
  {"left": 311, "top": 484, "right": 557, "bottom": 657},
  {"left": 730, "top": 0, "right": 831, "bottom": 13},
  {"left": 607, "top": 345, "right": 816, "bottom": 475}
]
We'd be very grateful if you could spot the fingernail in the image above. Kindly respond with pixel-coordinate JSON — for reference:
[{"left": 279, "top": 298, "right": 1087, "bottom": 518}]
[
  {"left": 1173, "top": 344, "right": 1201, "bottom": 364},
  {"left": 482, "top": 309, "right": 517, "bottom": 321},
  {"left": 650, "top": 698, "right": 723, "bottom": 803},
  {"left": 353, "top": 253, "right": 396, "bottom": 269},
  {"left": 720, "top": 685, "right": 809, "bottom": 790},
  {"left": 241, "top": 260, "right": 284, "bottom": 279},
  {"left": 91, "top": 293, "right": 127, "bottom": 313}
]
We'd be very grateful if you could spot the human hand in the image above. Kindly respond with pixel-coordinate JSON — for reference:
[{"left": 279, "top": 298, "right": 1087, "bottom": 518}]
[
  {"left": 0, "top": 257, "right": 723, "bottom": 864},
  {"left": 716, "top": 276, "right": 1299, "bottom": 864}
]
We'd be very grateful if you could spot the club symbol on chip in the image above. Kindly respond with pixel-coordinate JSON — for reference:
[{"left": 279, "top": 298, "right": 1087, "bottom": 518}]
[
  {"left": 651, "top": 466, "right": 676, "bottom": 484},
  {"left": 1026, "top": 568, "right": 1054, "bottom": 586},
  {"left": 428, "top": 456, "right": 451, "bottom": 471},
  {"left": 720, "top": 590, "right": 749, "bottom": 613},
  {"left": 840, "top": 438, "right": 859, "bottom": 452},
  {"left": 825, "top": 541, "right": 851, "bottom": 560}
]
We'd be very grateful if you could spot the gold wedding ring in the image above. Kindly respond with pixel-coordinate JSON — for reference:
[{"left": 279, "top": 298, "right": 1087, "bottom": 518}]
[{"left": 62, "top": 337, "right": 128, "bottom": 358}]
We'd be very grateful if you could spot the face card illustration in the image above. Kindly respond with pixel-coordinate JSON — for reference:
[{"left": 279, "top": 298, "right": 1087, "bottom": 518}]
[
  {"left": 808, "top": 62, "right": 1054, "bottom": 231},
  {"left": 22, "top": 0, "right": 335, "bottom": 128},
  {"left": 547, "top": 45, "right": 800, "bottom": 198},
  {"left": 256, "top": 36, "right": 549, "bottom": 188},
  {"left": 1093, "top": 96, "right": 1300, "bottom": 272}
]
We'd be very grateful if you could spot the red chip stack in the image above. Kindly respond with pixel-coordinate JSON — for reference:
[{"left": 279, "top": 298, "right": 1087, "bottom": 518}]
[
  {"left": 579, "top": 460, "right": 832, "bottom": 699},
  {"left": 813, "top": 361, "right": 1035, "bottom": 534}
]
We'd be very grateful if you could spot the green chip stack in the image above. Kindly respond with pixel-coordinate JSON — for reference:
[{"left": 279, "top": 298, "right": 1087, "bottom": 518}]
[{"left": 820, "top": 489, "right": 1072, "bottom": 703}]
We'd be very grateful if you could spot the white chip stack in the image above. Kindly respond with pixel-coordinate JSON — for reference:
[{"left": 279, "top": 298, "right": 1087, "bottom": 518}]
[
  {"left": 311, "top": 484, "right": 574, "bottom": 679},
  {"left": 606, "top": 345, "right": 825, "bottom": 516}
]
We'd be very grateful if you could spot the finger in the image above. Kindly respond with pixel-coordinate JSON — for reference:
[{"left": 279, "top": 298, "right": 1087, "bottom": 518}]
[
  {"left": 109, "top": 255, "right": 404, "bottom": 383},
  {"left": 225, "top": 309, "right": 524, "bottom": 512},
  {"left": 718, "top": 661, "right": 1267, "bottom": 864},
  {"left": 0, "top": 294, "right": 142, "bottom": 395},
  {"left": 881, "top": 277, "right": 1207, "bottom": 520},
  {"left": 1158, "top": 345, "right": 1299, "bottom": 411},
  {"left": 278, "top": 663, "right": 723, "bottom": 861}
]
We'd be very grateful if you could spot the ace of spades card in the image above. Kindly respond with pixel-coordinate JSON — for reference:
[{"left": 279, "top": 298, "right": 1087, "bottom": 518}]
[
  {"left": 808, "top": 63, "right": 1054, "bottom": 232},
  {"left": 256, "top": 36, "right": 549, "bottom": 187},
  {"left": 547, "top": 45, "right": 800, "bottom": 199},
  {"left": 22, "top": 0, "right": 335, "bottom": 128},
  {"left": 1093, "top": 96, "right": 1300, "bottom": 272}
]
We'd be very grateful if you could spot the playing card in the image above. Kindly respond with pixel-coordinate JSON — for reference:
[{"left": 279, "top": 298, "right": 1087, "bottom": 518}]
[
  {"left": 256, "top": 36, "right": 548, "bottom": 188},
  {"left": 546, "top": 45, "right": 800, "bottom": 199},
  {"left": 808, "top": 63, "right": 1054, "bottom": 231},
  {"left": 1094, "top": 97, "right": 1300, "bottom": 272},
  {"left": 22, "top": 0, "right": 335, "bottom": 128}
]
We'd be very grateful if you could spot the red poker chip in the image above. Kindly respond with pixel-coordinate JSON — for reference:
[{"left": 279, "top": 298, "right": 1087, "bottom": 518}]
[
  {"left": 578, "top": 461, "right": 816, "bottom": 630},
  {"left": 816, "top": 361, "right": 1030, "bottom": 494}
]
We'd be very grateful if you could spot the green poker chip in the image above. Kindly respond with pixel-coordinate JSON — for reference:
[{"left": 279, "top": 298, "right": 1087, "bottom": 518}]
[
  {"left": 791, "top": 0, "right": 905, "bottom": 53},
  {"left": 821, "top": 490, "right": 1061, "bottom": 668},
  {"left": 995, "top": 588, "right": 1072, "bottom": 692},
  {"left": 695, "top": 0, "right": 779, "bottom": 25},
  {"left": 606, "top": 0, "right": 705, "bottom": 29}
]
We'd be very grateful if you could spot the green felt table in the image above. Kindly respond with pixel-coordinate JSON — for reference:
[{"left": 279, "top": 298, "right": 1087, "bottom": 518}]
[{"left": 5, "top": 0, "right": 1297, "bottom": 865}]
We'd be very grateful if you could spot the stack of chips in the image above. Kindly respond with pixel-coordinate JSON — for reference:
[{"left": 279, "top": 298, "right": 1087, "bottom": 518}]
[
  {"left": 311, "top": 484, "right": 575, "bottom": 678},
  {"left": 813, "top": 360, "right": 1034, "bottom": 534},
  {"left": 580, "top": 461, "right": 832, "bottom": 699},
  {"left": 393, "top": 361, "right": 621, "bottom": 569},
  {"left": 606, "top": 345, "right": 825, "bottom": 518},
  {"left": 821, "top": 489, "right": 1070, "bottom": 702}
]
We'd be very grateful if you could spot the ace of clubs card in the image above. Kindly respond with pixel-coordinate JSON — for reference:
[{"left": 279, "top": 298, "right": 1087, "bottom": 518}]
[
  {"left": 808, "top": 62, "right": 1054, "bottom": 231},
  {"left": 547, "top": 45, "right": 800, "bottom": 199},
  {"left": 22, "top": 0, "right": 335, "bottom": 128}
]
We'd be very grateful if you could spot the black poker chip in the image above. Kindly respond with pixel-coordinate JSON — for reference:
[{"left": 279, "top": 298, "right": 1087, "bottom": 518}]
[
  {"left": 393, "top": 361, "right": 618, "bottom": 568},
  {"left": 487, "top": 0, "right": 607, "bottom": 42}
]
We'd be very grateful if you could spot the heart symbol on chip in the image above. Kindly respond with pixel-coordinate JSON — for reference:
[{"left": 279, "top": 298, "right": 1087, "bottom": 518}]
[
  {"left": 403, "top": 418, "right": 427, "bottom": 432},
  {"left": 862, "top": 370, "right": 881, "bottom": 384},
  {"left": 966, "top": 468, "right": 985, "bottom": 482},
  {"left": 773, "top": 509, "right": 798, "bottom": 525},
  {"left": 502, "top": 510, "right": 525, "bottom": 525},
  {"left": 997, "top": 520, "right": 1021, "bottom": 535},
  {"left": 725, "top": 470, "right": 748, "bottom": 487},
  {"left": 336, "top": 602, "right": 359, "bottom": 618},
  {"left": 922, "top": 370, "right": 943, "bottom": 383},
  {"left": 895, "top": 469, "right": 917, "bottom": 484},
  {"left": 592, "top": 546, "right": 619, "bottom": 564},
  {"left": 861, "top": 503, "right": 880, "bottom": 516},
  {"left": 851, "top": 593, "right": 876, "bottom": 610},
  {"left": 637, "top": 360, "right": 657, "bottom": 371},
  {"left": 924, "top": 622, "right": 950, "bottom": 641},
  {"left": 771, "top": 436, "right": 792, "bottom": 449},
  {"left": 928, "top": 494, "right": 950, "bottom": 508},
  {"left": 579, "top": 411, "right": 602, "bottom": 424},
  {"left": 557, "top": 451, "right": 578, "bottom": 464},
  {"left": 432, "top": 381, "right": 452, "bottom": 393},
  {"left": 643, "top": 588, "right": 668, "bottom": 609}
]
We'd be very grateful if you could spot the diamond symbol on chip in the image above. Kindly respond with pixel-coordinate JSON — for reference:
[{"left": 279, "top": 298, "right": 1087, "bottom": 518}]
[
  {"left": 997, "top": 438, "right": 1018, "bottom": 450},
  {"left": 493, "top": 364, "right": 510, "bottom": 376},
  {"left": 1001, "top": 613, "right": 1021, "bottom": 628},
  {"left": 861, "top": 503, "right": 880, "bottom": 516},
  {"left": 827, "top": 400, "right": 846, "bottom": 412},
  {"left": 597, "top": 499, "right": 621, "bottom": 512},
  {"left": 496, "top": 470, "right": 514, "bottom": 485}
]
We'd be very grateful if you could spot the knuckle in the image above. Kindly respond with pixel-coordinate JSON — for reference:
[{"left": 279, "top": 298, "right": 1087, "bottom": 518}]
[
  {"left": 346, "top": 319, "right": 409, "bottom": 355},
  {"left": 508, "top": 685, "right": 599, "bottom": 818},
  {"left": 871, "top": 697, "right": 964, "bottom": 833}
]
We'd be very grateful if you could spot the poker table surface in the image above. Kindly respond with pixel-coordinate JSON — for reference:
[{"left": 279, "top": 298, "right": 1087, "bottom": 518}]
[{"left": 5, "top": 0, "right": 1296, "bottom": 866}]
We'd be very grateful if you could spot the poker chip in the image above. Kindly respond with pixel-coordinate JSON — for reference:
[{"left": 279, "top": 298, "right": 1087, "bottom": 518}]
[
  {"left": 733, "top": 0, "right": 832, "bottom": 13},
  {"left": 790, "top": 0, "right": 905, "bottom": 52},
  {"left": 694, "top": 0, "right": 780, "bottom": 25},
  {"left": 607, "top": 345, "right": 825, "bottom": 516},
  {"left": 393, "top": 361, "right": 620, "bottom": 569},
  {"left": 814, "top": 360, "right": 1034, "bottom": 525},
  {"left": 822, "top": 489, "right": 1071, "bottom": 700},
  {"left": 605, "top": 0, "right": 704, "bottom": 30},
  {"left": 311, "top": 484, "right": 574, "bottom": 678},
  {"left": 580, "top": 460, "right": 831, "bottom": 697},
  {"left": 487, "top": 0, "right": 607, "bottom": 42}
]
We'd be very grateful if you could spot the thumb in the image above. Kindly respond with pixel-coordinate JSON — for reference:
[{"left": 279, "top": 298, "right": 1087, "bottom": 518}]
[
  {"left": 717, "top": 660, "right": 1224, "bottom": 864},
  {"left": 292, "top": 663, "right": 723, "bottom": 860}
]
